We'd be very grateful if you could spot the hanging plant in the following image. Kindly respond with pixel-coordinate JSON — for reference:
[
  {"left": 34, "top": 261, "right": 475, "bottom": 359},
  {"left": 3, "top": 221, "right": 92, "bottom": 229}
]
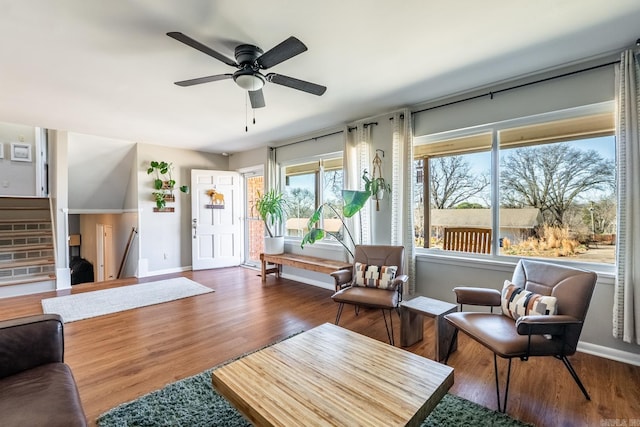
[{"left": 362, "top": 169, "right": 391, "bottom": 211}]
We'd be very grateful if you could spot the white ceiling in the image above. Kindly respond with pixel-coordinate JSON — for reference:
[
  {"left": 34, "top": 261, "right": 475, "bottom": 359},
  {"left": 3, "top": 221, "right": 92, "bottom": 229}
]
[{"left": 1, "top": 0, "right": 639, "bottom": 154}]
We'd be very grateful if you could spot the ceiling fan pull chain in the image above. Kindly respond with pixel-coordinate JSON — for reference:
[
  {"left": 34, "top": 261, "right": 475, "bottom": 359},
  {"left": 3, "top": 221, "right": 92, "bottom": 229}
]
[
  {"left": 253, "top": 108, "right": 256, "bottom": 125},
  {"left": 245, "top": 92, "right": 249, "bottom": 132}
]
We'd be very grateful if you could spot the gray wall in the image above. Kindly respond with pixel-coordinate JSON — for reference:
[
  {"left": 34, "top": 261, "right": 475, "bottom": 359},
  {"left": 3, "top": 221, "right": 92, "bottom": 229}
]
[
  {"left": 271, "top": 59, "right": 639, "bottom": 364},
  {"left": 414, "top": 254, "right": 640, "bottom": 362}
]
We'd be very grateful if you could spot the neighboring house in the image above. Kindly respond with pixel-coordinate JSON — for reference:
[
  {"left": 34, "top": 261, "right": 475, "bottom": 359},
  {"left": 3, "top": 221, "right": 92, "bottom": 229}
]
[
  {"left": 285, "top": 218, "right": 343, "bottom": 237},
  {"left": 430, "top": 208, "right": 542, "bottom": 244}
]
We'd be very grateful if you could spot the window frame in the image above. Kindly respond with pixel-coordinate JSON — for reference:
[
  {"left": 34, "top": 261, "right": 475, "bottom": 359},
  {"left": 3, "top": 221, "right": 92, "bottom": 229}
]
[
  {"left": 280, "top": 151, "right": 344, "bottom": 246},
  {"left": 412, "top": 101, "right": 616, "bottom": 275}
]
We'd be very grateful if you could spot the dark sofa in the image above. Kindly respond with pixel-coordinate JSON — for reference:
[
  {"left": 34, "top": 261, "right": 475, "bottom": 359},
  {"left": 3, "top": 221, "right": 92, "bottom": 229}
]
[{"left": 0, "top": 314, "right": 87, "bottom": 427}]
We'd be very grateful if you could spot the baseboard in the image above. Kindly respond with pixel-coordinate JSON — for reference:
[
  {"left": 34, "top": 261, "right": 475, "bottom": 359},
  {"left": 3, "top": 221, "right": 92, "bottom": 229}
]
[
  {"left": 280, "top": 272, "right": 334, "bottom": 291},
  {"left": 577, "top": 341, "right": 640, "bottom": 366},
  {"left": 138, "top": 265, "right": 191, "bottom": 278}
]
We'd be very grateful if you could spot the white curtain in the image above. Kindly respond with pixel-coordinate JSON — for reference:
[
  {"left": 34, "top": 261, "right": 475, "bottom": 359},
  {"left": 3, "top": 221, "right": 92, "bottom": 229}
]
[
  {"left": 390, "top": 109, "right": 416, "bottom": 294},
  {"left": 344, "top": 123, "right": 371, "bottom": 254},
  {"left": 613, "top": 49, "right": 640, "bottom": 344},
  {"left": 265, "top": 146, "right": 281, "bottom": 234}
]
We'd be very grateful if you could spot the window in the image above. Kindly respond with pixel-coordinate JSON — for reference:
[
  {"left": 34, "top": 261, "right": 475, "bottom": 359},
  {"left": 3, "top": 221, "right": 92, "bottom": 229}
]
[
  {"left": 283, "top": 155, "right": 343, "bottom": 238},
  {"left": 414, "top": 105, "right": 616, "bottom": 265}
]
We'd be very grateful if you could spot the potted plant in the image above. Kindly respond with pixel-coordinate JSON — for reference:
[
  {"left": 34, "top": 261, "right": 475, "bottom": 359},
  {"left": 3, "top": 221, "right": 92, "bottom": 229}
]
[
  {"left": 254, "top": 189, "right": 288, "bottom": 254},
  {"left": 301, "top": 189, "right": 370, "bottom": 258},
  {"left": 147, "top": 161, "right": 189, "bottom": 210},
  {"left": 362, "top": 169, "right": 391, "bottom": 211}
]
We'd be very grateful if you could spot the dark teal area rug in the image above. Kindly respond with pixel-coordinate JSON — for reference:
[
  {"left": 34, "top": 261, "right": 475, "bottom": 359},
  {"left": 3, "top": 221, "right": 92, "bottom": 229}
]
[{"left": 98, "top": 367, "right": 533, "bottom": 427}]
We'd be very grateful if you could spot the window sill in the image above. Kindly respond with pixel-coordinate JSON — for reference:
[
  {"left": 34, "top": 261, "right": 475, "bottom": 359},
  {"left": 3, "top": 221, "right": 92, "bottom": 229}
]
[
  {"left": 415, "top": 249, "right": 615, "bottom": 285},
  {"left": 284, "top": 237, "right": 348, "bottom": 254}
]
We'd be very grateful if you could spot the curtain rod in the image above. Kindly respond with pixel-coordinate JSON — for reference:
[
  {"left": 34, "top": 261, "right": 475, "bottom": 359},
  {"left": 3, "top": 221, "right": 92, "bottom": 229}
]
[
  {"left": 273, "top": 130, "right": 344, "bottom": 150},
  {"left": 412, "top": 59, "right": 620, "bottom": 115},
  {"left": 347, "top": 121, "right": 378, "bottom": 132}
]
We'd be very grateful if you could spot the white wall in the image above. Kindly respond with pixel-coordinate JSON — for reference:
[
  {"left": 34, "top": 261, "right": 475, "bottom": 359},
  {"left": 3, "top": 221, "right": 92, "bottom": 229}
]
[
  {"left": 136, "top": 143, "right": 227, "bottom": 276},
  {"left": 0, "top": 121, "right": 38, "bottom": 196}
]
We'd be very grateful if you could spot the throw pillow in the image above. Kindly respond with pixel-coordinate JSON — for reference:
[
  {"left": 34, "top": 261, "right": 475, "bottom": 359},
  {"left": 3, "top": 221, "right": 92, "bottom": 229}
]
[
  {"left": 353, "top": 263, "right": 398, "bottom": 290},
  {"left": 501, "top": 280, "right": 558, "bottom": 319}
]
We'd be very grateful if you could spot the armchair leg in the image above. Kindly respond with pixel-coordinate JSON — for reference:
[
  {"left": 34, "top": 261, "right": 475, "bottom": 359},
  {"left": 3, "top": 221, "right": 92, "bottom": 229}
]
[
  {"left": 381, "top": 309, "right": 394, "bottom": 346},
  {"left": 494, "top": 355, "right": 512, "bottom": 413},
  {"left": 559, "top": 355, "right": 591, "bottom": 401},
  {"left": 335, "top": 303, "right": 345, "bottom": 325}
]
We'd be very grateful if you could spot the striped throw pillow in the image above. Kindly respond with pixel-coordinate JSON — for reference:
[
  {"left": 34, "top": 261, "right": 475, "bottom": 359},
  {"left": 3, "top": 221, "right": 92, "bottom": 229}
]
[
  {"left": 354, "top": 263, "right": 398, "bottom": 290},
  {"left": 501, "top": 280, "right": 558, "bottom": 319}
]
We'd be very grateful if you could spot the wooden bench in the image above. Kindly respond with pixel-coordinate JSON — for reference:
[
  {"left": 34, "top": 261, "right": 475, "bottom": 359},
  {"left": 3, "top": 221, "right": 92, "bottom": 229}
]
[{"left": 260, "top": 253, "right": 352, "bottom": 283}]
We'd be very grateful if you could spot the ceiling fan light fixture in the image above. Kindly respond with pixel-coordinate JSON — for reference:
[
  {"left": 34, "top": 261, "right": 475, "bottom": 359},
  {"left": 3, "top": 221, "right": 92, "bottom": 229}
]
[{"left": 234, "top": 73, "right": 265, "bottom": 91}]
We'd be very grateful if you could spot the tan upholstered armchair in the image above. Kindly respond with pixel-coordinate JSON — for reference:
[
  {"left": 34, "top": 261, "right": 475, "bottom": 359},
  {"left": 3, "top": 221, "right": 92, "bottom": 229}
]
[
  {"left": 330, "top": 245, "right": 408, "bottom": 345},
  {"left": 444, "top": 259, "right": 597, "bottom": 413}
]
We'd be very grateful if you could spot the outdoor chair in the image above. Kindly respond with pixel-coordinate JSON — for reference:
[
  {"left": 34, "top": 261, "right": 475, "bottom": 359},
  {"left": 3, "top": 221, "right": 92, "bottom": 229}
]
[
  {"left": 443, "top": 227, "right": 492, "bottom": 254},
  {"left": 444, "top": 259, "right": 597, "bottom": 413},
  {"left": 330, "top": 245, "right": 408, "bottom": 345}
]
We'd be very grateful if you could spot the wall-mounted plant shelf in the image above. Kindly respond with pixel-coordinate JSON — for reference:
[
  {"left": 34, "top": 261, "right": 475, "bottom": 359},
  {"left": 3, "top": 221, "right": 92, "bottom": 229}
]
[{"left": 153, "top": 207, "right": 175, "bottom": 213}]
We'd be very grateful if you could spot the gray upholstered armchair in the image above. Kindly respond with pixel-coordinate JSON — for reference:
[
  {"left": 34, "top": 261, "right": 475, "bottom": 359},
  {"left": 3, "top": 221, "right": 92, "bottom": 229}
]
[
  {"left": 444, "top": 259, "right": 597, "bottom": 413},
  {"left": 330, "top": 245, "right": 408, "bottom": 345}
]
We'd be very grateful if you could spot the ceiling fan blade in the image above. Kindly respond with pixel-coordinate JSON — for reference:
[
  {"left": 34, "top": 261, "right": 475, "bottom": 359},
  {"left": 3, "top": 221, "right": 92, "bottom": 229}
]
[
  {"left": 249, "top": 89, "right": 266, "bottom": 109},
  {"left": 266, "top": 73, "right": 326, "bottom": 96},
  {"left": 167, "top": 32, "right": 238, "bottom": 67},
  {"left": 174, "top": 74, "right": 233, "bottom": 87},
  {"left": 257, "top": 36, "right": 307, "bottom": 69}
]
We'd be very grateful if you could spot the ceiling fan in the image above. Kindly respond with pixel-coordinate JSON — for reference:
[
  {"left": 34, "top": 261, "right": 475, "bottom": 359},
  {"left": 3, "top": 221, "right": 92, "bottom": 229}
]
[{"left": 167, "top": 32, "right": 327, "bottom": 109}]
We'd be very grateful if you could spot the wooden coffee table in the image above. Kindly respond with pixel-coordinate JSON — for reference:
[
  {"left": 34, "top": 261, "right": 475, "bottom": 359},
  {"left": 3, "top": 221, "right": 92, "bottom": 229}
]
[{"left": 212, "top": 323, "right": 454, "bottom": 426}]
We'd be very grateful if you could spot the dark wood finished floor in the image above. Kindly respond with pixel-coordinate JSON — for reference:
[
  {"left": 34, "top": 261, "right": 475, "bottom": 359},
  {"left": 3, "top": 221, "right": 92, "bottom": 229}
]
[{"left": 0, "top": 267, "right": 638, "bottom": 427}]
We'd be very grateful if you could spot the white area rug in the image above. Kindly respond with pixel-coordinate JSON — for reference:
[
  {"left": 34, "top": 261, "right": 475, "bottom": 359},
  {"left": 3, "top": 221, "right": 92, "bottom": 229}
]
[{"left": 41, "top": 277, "right": 213, "bottom": 323}]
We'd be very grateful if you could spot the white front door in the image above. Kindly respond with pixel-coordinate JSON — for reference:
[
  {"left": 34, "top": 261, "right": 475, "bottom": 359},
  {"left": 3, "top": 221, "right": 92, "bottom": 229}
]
[{"left": 191, "top": 169, "right": 242, "bottom": 270}]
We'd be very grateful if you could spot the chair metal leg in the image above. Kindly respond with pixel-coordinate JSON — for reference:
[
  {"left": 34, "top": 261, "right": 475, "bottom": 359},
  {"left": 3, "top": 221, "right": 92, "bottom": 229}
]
[
  {"left": 494, "top": 355, "right": 512, "bottom": 413},
  {"left": 381, "top": 309, "right": 394, "bottom": 345},
  {"left": 335, "top": 303, "right": 344, "bottom": 325},
  {"left": 559, "top": 355, "right": 591, "bottom": 401}
]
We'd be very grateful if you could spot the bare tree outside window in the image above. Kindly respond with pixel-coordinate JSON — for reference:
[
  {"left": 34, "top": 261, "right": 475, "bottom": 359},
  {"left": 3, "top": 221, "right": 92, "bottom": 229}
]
[
  {"left": 500, "top": 143, "right": 615, "bottom": 226},
  {"left": 430, "top": 156, "right": 490, "bottom": 209}
]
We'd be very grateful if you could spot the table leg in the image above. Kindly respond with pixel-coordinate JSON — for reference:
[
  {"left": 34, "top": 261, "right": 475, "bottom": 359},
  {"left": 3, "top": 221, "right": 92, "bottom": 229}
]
[
  {"left": 434, "top": 308, "right": 458, "bottom": 362},
  {"left": 261, "top": 255, "right": 266, "bottom": 283},
  {"left": 400, "top": 309, "right": 424, "bottom": 347}
]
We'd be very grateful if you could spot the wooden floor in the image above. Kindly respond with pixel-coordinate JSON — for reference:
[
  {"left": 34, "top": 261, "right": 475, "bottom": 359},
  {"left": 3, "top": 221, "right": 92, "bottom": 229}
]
[{"left": 1, "top": 267, "right": 638, "bottom": 427}]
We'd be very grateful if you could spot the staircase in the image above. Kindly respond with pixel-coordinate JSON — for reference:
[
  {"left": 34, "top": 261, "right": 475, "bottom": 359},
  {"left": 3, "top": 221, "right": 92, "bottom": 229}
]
[{"left": 0, "top": 197, "right": 56, "bottom": 287}]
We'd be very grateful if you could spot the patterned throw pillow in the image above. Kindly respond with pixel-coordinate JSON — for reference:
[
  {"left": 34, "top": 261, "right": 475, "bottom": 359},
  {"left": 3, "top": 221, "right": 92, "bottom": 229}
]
[
  {"left": 501, "top": 280, "right": 558, "bottom": 319},
  {"left": 353, "top": 263, "right": 398, "bottom": 290}
]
